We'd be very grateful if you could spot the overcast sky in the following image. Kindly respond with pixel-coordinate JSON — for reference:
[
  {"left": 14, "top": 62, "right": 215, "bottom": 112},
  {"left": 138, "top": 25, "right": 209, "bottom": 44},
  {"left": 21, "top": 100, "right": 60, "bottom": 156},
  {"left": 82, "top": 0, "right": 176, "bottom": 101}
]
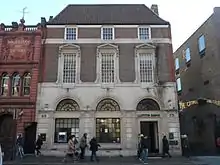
[{"left": 0, "top": 0, "right": 220, "bottom": 51}]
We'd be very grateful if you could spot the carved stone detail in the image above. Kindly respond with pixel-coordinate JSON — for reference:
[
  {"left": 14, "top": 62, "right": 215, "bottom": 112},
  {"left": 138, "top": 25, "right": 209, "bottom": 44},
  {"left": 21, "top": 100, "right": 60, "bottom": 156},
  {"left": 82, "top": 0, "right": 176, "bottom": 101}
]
[{"left": 96, "top": 98, "right": 120, "bottom": 111}]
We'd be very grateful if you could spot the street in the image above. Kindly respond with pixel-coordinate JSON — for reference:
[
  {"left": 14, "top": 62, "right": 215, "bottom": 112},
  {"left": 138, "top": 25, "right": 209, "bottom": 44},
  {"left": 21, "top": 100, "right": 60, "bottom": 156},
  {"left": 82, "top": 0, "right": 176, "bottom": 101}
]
[{"left": 3, "top": 156, "right": 205, "bottom": 165}]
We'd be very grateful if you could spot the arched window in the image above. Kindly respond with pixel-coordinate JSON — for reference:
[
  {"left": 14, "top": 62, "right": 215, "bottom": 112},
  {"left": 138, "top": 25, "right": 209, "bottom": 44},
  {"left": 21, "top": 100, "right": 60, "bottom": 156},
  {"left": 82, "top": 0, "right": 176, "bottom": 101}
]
[
  {"left": 23, "top": 73, "right": 31, "bottom": 96},
  {"left": 96, "top": 98, "right": 120, "bottom": 111},
  {"left": 11, "top": 73, "right": 21, "bottom": 96},
  {"left": 136, "top": 99, "right": 160, "bottom": 111},
  {"left": 0, "top": 73, "right": 9, "bottom": 96},
  {"left": 56, "top": 99, "right": 80, "bottom": 111}
]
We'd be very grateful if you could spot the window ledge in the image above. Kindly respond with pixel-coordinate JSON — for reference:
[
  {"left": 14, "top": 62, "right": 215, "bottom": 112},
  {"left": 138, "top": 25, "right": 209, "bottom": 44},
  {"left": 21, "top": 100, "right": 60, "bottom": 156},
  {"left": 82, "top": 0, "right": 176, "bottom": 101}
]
[
  {"left": 61, "top": 83, "right": 76, "bottom": 89},
  {"left": 140, "top": 82, "right": 155, "bottom": 88},
  {"left": 101, "top": 83, "right": 115, "bottom": 89}
]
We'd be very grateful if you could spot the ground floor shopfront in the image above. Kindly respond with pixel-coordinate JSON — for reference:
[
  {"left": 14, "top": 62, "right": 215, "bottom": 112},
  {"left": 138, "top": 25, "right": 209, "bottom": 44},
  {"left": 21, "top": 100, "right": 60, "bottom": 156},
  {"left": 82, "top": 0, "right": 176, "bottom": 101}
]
[{"left": 37, "top": 107, "right": 181, "bottom": 156}]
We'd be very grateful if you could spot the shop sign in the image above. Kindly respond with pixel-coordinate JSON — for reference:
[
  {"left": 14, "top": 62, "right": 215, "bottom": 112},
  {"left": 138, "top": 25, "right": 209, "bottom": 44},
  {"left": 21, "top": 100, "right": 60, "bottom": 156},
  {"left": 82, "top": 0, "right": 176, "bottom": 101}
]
[{"left": 139, "top": 114, "right": 160, "bottom": 118}]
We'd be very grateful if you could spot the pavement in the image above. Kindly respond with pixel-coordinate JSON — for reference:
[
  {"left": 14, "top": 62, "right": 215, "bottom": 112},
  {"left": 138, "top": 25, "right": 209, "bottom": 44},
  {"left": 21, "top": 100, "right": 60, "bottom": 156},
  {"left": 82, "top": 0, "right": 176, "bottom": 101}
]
[
  {"left": 190, "top": 156, "right": 220, "bottom": 165},
  {"left": 3, "top": 155, "right": 202, "bottom": 165}
]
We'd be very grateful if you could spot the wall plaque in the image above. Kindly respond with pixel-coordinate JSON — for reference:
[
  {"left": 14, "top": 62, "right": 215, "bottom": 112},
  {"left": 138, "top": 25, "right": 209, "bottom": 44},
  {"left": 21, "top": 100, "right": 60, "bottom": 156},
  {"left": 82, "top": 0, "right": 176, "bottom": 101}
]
[{"left": 1, "top": 36, "right": 33, "bottom": 62}]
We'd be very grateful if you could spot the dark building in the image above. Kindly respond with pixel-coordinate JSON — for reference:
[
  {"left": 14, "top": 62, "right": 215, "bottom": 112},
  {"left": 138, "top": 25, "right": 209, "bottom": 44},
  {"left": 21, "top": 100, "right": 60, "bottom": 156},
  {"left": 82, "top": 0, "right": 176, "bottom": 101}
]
[
  {"left": 0, "top": 19, "right": 46, "bottom": 160},
  {"left": 173, "top": 7, "right": 220, "bottom": 155}
]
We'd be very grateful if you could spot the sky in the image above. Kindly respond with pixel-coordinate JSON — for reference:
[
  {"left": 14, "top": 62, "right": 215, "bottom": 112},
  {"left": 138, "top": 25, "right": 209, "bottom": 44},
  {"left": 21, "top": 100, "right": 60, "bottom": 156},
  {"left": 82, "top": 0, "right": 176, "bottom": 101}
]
[{"left": 0, "top": 0, "right": 220, "bottom": 51}]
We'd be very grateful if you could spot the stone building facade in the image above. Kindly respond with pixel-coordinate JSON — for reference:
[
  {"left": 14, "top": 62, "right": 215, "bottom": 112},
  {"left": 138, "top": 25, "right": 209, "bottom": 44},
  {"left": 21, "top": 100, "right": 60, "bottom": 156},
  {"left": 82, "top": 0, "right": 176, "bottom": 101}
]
[
  {"left": 174, "top": 7, "right": 220, "bottom": 155},
  {"left": 0, "top": 19, "right": 44, "bottom": 159},
  {"left": 37, "top": 4, "right": 181, "bottom": 156}
]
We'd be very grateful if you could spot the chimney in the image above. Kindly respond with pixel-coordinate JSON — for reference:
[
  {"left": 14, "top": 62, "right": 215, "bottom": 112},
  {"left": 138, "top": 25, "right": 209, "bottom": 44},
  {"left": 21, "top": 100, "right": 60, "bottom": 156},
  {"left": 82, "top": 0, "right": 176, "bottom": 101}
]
[
  {"left": 49, "top": 16, "right": 53, "bottom": 22},
  {"left": 151, "top": 4, "right": 159, "bottom": 15}
]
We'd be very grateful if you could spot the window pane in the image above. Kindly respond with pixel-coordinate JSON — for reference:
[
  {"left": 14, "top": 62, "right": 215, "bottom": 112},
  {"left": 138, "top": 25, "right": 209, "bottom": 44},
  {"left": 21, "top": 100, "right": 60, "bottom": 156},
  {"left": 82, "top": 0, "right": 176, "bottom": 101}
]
[
  {"left": 102, "top": 28, "right": 113, "bottom": 40},
  {"left": 176, "top": 78, "right": 182, "bottom": 91},
  {"left": 198, "top": 35, "right": 205, "bottom": 52},
  {"left": 63, "top": 53, "right": 76, "bottom": 83},
  {"left": 139, "top": 53, "right": 153, "bottom": 83},
  {"left": 101, "top": 53, "right": 115, "bottom": 83},
  {"left": 96, "top": 118, "right": 121, "bottom": 143},
  {"left": 175, "top": 58, "right": 179, "bottom": 70},
  {"left": 1, "top": 74, "right": 9, "bottom": 96},
  {"left": 185, "top": 48, "right": 191, "bottom": 62},
  {"left": 65, "top": 28, "right": 77, "bottom": 40},
  {"left": 139, "top": 28, "right": 149, "bottom": 40},
  {"left": 12, "top": 74, "right": 20, "bottom": 96},
  {"left": 54, "top": 118, "right": 79, "bottom": 143}
]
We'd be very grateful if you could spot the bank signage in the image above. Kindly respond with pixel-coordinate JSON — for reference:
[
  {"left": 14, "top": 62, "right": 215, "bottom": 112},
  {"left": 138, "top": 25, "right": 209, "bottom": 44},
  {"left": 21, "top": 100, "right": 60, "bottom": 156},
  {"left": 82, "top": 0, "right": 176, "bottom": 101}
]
[{"left": 138, "top": 113, "right": 160, "bottom": 118}]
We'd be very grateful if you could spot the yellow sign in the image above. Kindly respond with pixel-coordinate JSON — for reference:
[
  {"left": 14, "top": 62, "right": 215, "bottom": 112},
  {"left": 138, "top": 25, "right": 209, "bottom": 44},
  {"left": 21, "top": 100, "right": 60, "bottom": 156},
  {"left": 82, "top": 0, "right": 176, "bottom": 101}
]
[{"left": 179, "top": 99, "right": 220, "bottom": 110}]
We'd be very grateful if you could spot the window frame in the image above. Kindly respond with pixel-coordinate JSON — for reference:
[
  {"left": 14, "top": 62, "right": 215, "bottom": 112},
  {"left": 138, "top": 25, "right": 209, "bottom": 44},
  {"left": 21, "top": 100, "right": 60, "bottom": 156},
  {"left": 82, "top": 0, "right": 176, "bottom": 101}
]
[
  {"left": 176, "top": 77, "right": 182, "bottom": 92},
  {"left": 11, "top": 73, "right": 21, "bottom": 97},
  {"left": 198, "top": 35, "right": 206, "bottom": 55},
  {"left": 64, "top": 26, "right": 78, "bottom": 40},
  {"left": 23, "top": 72, "right": 31, "bottom": 96},
  {"left": 96, "top": 118, "right": 121, "bottom": 143},
  {"left": 185, "top": 47, "right": 191, "bottom": 63},
  {"left": 175, "top": 58, "right": 180, "bottom": 70},
  {"left": 57, "top": 44, "right": 81, "bottom": 87},
  {"left": 138, "top": 26, "right": 151, "bottom": 40},
  {"left": 101, "top": 26, "right": 115, "bottom": 40},
  {"left": 54, "top": 118, "right": 80, "bottom": 143},
  {"left": 96, "top": 44, "right": 120, "bottom": 86},
  {"left": 0, "top": 73, "right": 10, "bottom": 96},
  {"left": 135, "top": 44, "right": 156, "bottom": 86}
]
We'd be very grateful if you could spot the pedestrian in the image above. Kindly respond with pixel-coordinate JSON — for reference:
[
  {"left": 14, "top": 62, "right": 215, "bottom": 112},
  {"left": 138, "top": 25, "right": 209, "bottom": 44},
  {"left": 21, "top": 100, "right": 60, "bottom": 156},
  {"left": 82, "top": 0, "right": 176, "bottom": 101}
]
[
  {"left": 137, "top": 134, "right": 143, "bottom": 159},
  {"left": 0, "top": 144, "right": 3, "bottom": 165},
  {"left": 182, "top": 134, "right": 190, "bottom": 158},
  {"left": 79, "top": 133, "right": 88, "bottom": 160},
  {"left": 63, "top": 135, "right": 76, "bottom": 163},
  {"left": 35, "top": 135, "right": 43, "bottom": 157},
  {"left": 89, "top": 137, "right": 101, "bottom": 162},
  {"left": 16, "top": 133, "right": 25, "bottom": 159},
  {"left": 140, "top": 135, "right": 149, "bottom": 164},
  {"left": 162, "top": 136, "right": 172, "bottom": 158}
]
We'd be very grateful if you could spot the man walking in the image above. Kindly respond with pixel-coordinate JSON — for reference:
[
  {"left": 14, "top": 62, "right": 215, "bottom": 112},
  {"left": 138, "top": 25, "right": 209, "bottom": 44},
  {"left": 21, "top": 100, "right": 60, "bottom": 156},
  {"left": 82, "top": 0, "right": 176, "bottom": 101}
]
[
  {"left": 16, "top": 134, "right": 24, "bottom": 158},
  {"left": 140, "top": 135, "right": 149, "bottom": 164},
  {"left": 79, "top": 133, "right": 87, "bottom": 160},
  {"left": 162, "top": 135, "right": 172, "bottom": 158}
]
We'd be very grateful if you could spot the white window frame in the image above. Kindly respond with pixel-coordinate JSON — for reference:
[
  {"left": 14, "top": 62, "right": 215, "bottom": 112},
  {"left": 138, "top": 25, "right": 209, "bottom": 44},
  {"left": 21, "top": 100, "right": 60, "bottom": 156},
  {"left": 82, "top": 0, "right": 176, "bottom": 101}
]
[
  {"left": 175, "top": 58, "right": 180, "bottom": 70},
  {"left": 138, "top": 26, "right": 151, "bottom": 40},
  {"left": 176, "top": 77, "right": 182, "bottom": 92},
  {"left": 57, "top": 44, "right": 81, "bottom": 88},
  {"left": 135, "top": 44, "right": 156, "bottom": 87},
  {"left": 95, "top": 44, "right": 120, "bottom": 87},
  {"left": 101, "top": 26, "right": 115, "bottom": 40},
  {"left": 64, "top": 26, "right": 78, "bottom": 40}
]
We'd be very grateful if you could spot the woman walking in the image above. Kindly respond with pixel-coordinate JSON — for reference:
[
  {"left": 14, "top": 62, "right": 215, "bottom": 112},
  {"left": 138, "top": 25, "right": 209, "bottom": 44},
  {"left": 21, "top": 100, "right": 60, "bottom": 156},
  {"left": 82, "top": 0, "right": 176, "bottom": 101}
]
[{"left": 63, "top": 135, "right": 76, "bottom": 163}]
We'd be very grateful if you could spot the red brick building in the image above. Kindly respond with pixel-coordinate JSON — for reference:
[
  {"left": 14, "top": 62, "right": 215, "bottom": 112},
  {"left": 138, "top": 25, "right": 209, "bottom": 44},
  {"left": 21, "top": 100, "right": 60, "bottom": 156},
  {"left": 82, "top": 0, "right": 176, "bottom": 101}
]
[{"left": 0, "top": 19, "right": 45, "bottom": 160}]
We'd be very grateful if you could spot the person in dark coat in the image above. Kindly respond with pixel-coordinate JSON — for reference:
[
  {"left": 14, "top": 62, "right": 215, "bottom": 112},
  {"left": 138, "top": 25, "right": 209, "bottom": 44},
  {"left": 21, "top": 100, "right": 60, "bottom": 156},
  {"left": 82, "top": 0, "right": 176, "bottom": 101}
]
[
  {"left": 89, "top": 137, "right": 101, "bottom": 162},
  {"left": 140, "top": 136, "right": 149, "bottom": 164},
  {"left": 162, "top": 136, "right": 171, "bottom": 158},
  {"left": 35, "top": 135, "right": 43, "bottom": 156},
  {"left": 16, "top": 134, "right": 24, "bottom": 158}
]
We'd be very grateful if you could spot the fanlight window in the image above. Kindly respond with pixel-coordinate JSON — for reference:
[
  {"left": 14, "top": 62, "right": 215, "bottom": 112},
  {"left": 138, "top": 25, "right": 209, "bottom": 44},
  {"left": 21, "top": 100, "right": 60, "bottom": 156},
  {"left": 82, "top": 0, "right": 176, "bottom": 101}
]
[
  {"left": 96, "top": 98, "right": 120, "bottom": 111},
  {"left": 56, "top": 99, "right": 80, "bottom": 111},
  {"left": 1, "top": 73, "right": 9, "bottom": 96},
  {"left": 12, "top": 73, "right": 21, "bottom": 96},
  {"left": 137, "top": 99, "right": 160, "bottom": 111},
  {"left": 23, "top": 73, "right": 31, "bottom": 96}
]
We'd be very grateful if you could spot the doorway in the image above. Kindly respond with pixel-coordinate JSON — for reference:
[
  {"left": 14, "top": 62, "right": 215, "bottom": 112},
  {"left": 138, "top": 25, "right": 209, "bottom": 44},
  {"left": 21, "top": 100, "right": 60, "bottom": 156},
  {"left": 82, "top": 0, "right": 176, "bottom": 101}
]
[
  {"left": 140, "top": 121, "right": 159, "bottom": 153},
  {"left": 0, "top": 114, "right": 16, "bottom": 160},
  {"left": 23, "top": 122, "right": 37, "bottom": 154}
]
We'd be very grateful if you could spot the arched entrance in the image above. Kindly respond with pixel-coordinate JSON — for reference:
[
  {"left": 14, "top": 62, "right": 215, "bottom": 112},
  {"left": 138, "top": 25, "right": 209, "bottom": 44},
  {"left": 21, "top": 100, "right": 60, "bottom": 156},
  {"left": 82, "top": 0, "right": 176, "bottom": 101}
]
[
  {"left": 0, "top": 114, "right": 16, "bottom": 161},
  {"left": 96, "top": 98, "right": 121, "bottom": 143},
  {"left": 137, "top": 98, "right": 160, "bottom": 153}
]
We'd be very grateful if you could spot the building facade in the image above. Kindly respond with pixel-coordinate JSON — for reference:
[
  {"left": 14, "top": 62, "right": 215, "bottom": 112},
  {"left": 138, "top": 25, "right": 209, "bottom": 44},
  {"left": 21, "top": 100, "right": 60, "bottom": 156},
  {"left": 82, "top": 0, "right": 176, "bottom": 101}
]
[
  {"left": 0, "top": 19, "right": 44, "bottom": 160},
  {"left": 37, "top": 4, "right": 181, "bottom": 156},
  {"left": 174, "top": 7, "right": 220, "bottom": 155}
]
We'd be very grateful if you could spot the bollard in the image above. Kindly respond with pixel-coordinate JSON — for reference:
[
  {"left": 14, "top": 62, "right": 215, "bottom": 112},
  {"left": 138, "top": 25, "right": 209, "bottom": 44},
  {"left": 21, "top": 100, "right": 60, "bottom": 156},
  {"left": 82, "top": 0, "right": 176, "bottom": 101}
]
[{"left": 0, "top": 144, "right": 3, "bottom": 165}]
